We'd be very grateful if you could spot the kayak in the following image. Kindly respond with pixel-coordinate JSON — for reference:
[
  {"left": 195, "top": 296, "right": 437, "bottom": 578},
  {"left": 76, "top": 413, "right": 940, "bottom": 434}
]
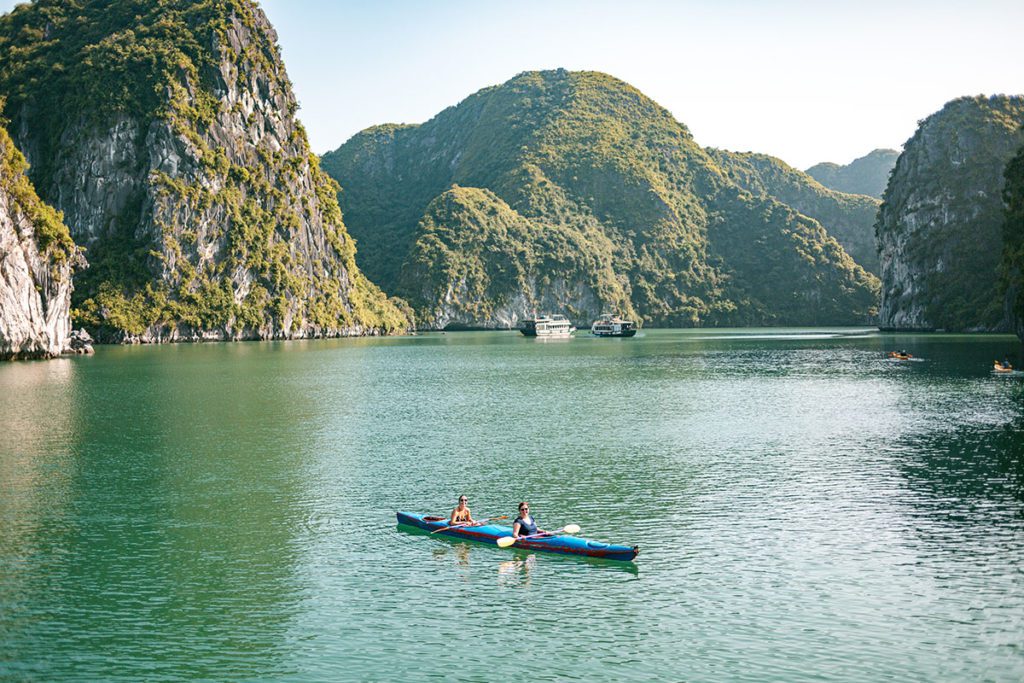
[
  {"left": 888, "top": 352, "right": 912, "bottom": 360},
  {"left": 994, "top": 362, "right": 1015, "bottom": 373},
  {"left": 396, "top": 511, "right": 640, "bottom": 562}
]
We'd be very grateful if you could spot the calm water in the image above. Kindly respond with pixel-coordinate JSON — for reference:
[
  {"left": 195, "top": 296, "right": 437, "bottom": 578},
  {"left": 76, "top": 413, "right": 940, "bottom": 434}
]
[{"left": 1, "top": 329, "right": 1023, "bottom": 681}]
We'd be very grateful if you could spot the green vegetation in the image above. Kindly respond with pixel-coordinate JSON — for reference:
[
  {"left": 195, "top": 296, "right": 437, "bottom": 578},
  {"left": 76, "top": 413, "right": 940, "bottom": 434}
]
[
  {"left": 708, "top": 149, "right": 881, "bottom": 273},
  {"left": 879, "top": 96, "right": 1024, "bottom": 331},
  {"left": 0, "top": 0, "right": 407, "bottom": 338},
  {"left": 323, "top": 70, "right": 878, "bottom": 327},
  {"left": 403, "top": 186, "right": 632, "bottom": 326},
  {"left": 708, "top": 186, "right": 878, "bottom": 325},
  {"left": 806, "top": 149, "right": 899, "bottom": 199},
  {"left": 0, "top": 115, "right": 75, "bottom": 265},
  {"left": 1001, "top": 143, "right": 1024, "bottom": 340}
]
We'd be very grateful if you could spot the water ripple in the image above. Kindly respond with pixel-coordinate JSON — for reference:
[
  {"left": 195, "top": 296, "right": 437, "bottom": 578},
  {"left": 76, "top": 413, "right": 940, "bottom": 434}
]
[{"left": 1, "top": 330, "right": 1022, "bottom": 681}]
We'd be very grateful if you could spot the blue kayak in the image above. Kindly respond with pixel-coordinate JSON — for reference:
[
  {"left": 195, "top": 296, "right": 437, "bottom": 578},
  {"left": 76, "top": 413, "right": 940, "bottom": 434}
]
[{"left": 396, "top": 511, "right": 639, "bottom": 562}]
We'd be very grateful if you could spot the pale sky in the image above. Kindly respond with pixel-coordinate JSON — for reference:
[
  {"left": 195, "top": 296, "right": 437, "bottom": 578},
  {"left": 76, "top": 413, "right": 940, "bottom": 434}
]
[{"left": 2, "top": 0, "right": 1022, "bottom": 169}]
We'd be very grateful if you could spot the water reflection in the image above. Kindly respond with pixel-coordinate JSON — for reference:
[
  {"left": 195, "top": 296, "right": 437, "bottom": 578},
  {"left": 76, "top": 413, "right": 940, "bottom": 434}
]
[
  {"left": 0, "top": 345, "right": 322, "bottom": 681},
  {"left": 2, "top": 331, "right": 1023, "bottom": 681},
  {"left": 889, "top": 418, "right": 1024, "bottom": 548},
  {"left": 498, "top": 554, "right": 536, "bottom": 587},
  {"left": 0, "top": 357, "right": 79, "bottom": 676}
]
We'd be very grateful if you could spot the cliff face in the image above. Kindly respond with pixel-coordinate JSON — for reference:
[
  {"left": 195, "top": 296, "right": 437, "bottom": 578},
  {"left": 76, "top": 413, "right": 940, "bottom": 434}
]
[
  {"left": 806, "top": 149, "right": 899, "bottom": 199},
  {"left": 709, "top": 150, "right": 881, "bottom": 274},
  {"left": 0, "top": 0, "right": 408, "bottom": 341},
  {"left": 0, "top": 122, "right": 78, "bottom": 359},
  {"left": 877, "top": 96, "right": 1024, "bottom": 331},
  {"left": 1001, "top": 145, "right": 1024, "bottom": 342},
  {"left": 323, "top": 70, "right": 878, "bottom": 329}
]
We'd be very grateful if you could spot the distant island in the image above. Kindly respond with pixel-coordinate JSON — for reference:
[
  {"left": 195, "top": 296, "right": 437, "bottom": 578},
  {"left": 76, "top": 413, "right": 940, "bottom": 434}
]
[
  {"left": 322, "top": 70, "right": 878, "bottom": 330},
  {"left": 806, "top": 149, "right": 899, "bottom": 199}
]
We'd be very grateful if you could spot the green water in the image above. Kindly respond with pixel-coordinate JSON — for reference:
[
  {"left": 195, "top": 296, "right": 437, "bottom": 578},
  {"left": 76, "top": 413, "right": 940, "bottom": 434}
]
[{"left": 1, "top": 329, "right": 1022, "bottom": 681}]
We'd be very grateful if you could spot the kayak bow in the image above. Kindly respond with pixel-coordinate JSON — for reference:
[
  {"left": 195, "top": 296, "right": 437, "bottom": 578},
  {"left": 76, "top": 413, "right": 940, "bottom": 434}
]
[{"left": 396, "top": 511, "right": 639, "bottom": 562}]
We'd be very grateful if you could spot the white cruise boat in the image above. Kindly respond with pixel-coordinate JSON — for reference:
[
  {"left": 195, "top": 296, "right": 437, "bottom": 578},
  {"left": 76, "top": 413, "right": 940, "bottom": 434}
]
[
  {"left": 520, "top": 314, "right": 575, "bottom": 337},
  {"left": 591, "top": 315, "right": 637, "bottom": 337}
]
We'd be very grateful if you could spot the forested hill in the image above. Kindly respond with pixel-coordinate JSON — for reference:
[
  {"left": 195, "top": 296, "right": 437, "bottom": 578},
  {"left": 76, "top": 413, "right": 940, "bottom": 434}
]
[
  {"left": 806, "top": 149, "right": 899, "bottom": 199},
  {"left": 708, "top": 149, "right": 881, "bottom": 274},
  {"left": 322, "top": 69, "right": 878, "bottom": 329},
  {"left": 0, "top": 0, "right": 408, "bottom": 341},
  {"left": 877, "top": 95, "right": 1024, "bottom": 331}
]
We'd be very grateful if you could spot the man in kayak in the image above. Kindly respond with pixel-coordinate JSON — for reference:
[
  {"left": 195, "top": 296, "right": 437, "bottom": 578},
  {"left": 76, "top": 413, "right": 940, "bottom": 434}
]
[
  {"left": 449, "top": 495, "right": 475, "bottom": 525},
  {"left": 512, "top": 502, "right": 548, "bottom": 538}
]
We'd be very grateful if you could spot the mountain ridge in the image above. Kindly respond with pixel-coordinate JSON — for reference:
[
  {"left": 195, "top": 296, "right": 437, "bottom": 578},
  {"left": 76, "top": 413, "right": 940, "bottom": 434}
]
[
  {"left": 323, "top": 69, "right": 879, "bottom": 329},
  {"left": 807, "top": 149, "right": 899, "bottom": 199}
]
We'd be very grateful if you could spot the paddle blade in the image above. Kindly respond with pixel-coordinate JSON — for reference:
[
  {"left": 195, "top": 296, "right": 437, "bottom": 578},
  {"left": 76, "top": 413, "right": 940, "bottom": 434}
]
[
  {"left": 496, "top": 536, "right": 517, "bottom": 548},
  {"left": 562, "top": 524, "right": 581, "bottom": 534}
]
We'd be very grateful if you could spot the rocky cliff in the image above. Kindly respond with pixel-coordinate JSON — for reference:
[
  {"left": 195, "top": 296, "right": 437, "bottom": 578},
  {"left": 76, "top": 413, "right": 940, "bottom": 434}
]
[
  {"left": 708, "top": 150, "right": 881, "bottom": 273},
  {"left": 806, "top": 149, "right": 899, "bottom": 199},
  {"left": 322, "top": 70, "right": 878, "bottom": 329},
  {"left": 877, "top": 96, "right": 1024, "bottom": 331},
  {"left": 1001, "top": 144, "right": 1024, "bottom": 342},
  {"left": 0, "top": 0, "right": 408, "bottom": 342},
  {"left": 0, "top": 120, "right": 79, "bottom": 359}
]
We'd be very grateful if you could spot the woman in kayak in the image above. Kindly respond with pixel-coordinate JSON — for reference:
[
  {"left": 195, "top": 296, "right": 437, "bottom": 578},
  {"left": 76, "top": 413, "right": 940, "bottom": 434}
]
[
  {"left": 449, "top": 495, "right": 475, "bottom": 525},
  {"left": 512, "top": 502, "right": 548, "bottom": 538}
]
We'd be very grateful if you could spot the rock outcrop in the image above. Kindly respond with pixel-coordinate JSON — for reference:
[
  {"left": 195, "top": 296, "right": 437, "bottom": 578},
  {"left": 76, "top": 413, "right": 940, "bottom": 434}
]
[
  {"left": 0, "top": 121, "right": 79, "bottom": 359},
  {"left": 877, "top": 96, "right": 1024, "bottom": 331},
  {"left": 1001, "top": 144, "right": 1024, "bottom": 342},
  {"left": 0, "top": 0, "right": 409, "bottom": 342},
  {"left": 807, "top": 149, "right": 899, "bottom": 199},
  {"left": 323, "top": 70, "right": 878, "bottom": 329}
]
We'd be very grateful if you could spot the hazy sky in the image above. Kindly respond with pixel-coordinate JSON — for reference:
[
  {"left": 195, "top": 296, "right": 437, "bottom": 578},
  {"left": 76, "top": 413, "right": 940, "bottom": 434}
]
[{"left": 2, "top": 0, "right": 1022, "bottom": 168}]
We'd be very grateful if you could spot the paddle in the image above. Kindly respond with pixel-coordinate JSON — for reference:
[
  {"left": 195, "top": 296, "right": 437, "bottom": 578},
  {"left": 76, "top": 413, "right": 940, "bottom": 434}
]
[
  {"left": 496, "top": 524, "right": 581, "bottom": 548},
  {"left": 431, "top": 515, "right": 508, "bottom": 534}
]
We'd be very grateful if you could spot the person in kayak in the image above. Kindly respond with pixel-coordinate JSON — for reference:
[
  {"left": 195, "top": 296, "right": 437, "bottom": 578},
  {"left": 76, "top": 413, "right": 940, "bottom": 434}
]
[
  {"left": 512, "top": 502, "right": 548, "bottom": 538},
  {"left": 449, "top": 495, "right": 475, "bottom": 525}
]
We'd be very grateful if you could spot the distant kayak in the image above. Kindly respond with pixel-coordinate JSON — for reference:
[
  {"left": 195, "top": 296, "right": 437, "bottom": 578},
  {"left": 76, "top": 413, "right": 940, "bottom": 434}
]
[
  {"left": 993, "top": 361, "right": 1016, "bottom": 374},
  {"left": 396, "top": 511, "right": 639, "bottom": 562},
  {"left": 888, "top": 351, "right": 913, "bottom": 360}
]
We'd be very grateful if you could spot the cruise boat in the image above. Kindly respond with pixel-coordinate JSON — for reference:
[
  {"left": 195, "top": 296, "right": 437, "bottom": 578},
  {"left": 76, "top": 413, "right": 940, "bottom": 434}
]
[
  {"left": 520, "top": 314, "right": 575, "bottom": 337},
  {"left": 591, "top": 315, "right": 637, "bottom": 337}
]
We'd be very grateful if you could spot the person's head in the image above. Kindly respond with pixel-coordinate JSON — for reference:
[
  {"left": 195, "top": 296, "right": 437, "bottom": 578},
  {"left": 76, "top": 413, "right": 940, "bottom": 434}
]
[
  {"left": 518, "top": 501, "right": 529, "bottom": 516},
  {"left": 457, "top": 495, "right": 468, "bottom": 507}
]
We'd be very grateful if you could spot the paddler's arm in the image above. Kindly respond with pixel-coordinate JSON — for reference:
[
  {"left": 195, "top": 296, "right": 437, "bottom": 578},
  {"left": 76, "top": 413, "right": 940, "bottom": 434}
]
[{"left": 512, "top": 521, "right": 522, "bottom": 537}]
